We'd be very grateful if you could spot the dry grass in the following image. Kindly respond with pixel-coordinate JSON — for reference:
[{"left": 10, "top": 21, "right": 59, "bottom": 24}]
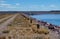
[
  {"left": 0, "top": 14, "right": 50, "bottom": 39},
  {"left": 0, "top": 14, "right": 13, "bottom": 19},
  {"left": 37, "top": 28, "right": 49, "bottom": 34}
]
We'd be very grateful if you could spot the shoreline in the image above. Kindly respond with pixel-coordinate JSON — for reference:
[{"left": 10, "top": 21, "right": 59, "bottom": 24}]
[
  {"left": 0, "top": 11, "right": 60, "bottom": 15},
  {"left": 21, "top": 13, "right": 60, "bottom": 32}
]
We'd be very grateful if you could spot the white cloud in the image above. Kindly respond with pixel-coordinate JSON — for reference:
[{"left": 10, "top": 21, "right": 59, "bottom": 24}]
[
  {"left": 49, "top": 4, "right": 57, "bottom": 8},
  {"left": 0, "top": 3, "right": 60, "bottom": 11},
  {"left": 0, "top": 3, "right": 21, "bottom": 9},
  {"left": 0, "top": 3, "right": 11, "bottom": 6},
  {"left": 0, "top": 3, "right": 12, "bottom": 8},
  {"left": 40, "top": 5, "right": 45, "bottom": 7},
  {"left": 0, "top": 0, "right": 6, "bottom": 3},
  {"left": 15, "top": 3, "right": 20, "bottom": 6}
]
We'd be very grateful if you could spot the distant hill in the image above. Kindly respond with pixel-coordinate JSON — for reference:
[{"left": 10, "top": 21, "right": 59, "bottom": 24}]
[{"left": 0, "top": 11, "right": 60, "bottom": 15}]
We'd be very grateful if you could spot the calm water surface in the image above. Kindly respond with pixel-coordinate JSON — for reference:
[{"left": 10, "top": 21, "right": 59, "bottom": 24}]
[{"left": 31, "top": 14, "right": 60, "bottom": 26}]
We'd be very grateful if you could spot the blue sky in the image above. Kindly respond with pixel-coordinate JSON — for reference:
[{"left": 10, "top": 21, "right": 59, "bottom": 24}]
[{"left": 0, "top": 0, "right": 60, "bottom": 11}]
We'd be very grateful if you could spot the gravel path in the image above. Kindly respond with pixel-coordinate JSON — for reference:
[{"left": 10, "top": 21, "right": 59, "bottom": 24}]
[
  {"left": 0, "top": 15, "right": 13, "bottom": 23},
  {"left": 0, "top": 14, "right": 18, "bottom": 32}
]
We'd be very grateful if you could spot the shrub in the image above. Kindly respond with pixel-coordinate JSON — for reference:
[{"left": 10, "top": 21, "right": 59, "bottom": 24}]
[
  {"left": 34, "top": 36, "right": 44, "bottom": 39},
  {"left": 2, "top": 30, "right": 9, "bottom": 33},
  {"left": 31, "top": 25, "right": 37, "bottom": 33},
  {"left": 8, "top": 24, "right": 12, "bottom": 26},
  {"left": 37, "top": 28, "right": 49, "bottom": 34}
]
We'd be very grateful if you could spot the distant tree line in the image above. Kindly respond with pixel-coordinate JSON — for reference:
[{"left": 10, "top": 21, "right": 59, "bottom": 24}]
[{"left": 0, "top": 11, "right": 60, "bottom": 15}]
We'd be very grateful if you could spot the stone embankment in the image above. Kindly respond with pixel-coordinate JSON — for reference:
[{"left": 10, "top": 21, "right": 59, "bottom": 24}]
[{"left": 21, "top": 13, "right": 60, "bottom": 39}]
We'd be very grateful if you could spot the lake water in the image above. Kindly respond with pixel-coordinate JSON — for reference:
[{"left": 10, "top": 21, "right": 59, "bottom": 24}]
[{"left": 31, "top": 14, "right": 60, "bottom": 26}]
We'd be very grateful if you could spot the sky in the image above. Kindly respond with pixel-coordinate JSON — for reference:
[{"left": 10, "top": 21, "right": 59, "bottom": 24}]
[{"left": 0, "top": 0, "right": 60, "bottom": 11}]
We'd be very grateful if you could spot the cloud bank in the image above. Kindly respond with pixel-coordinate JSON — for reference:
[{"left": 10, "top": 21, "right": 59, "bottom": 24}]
[{"left": 0, "top": 0, "right": 60, "bottom": 11}]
